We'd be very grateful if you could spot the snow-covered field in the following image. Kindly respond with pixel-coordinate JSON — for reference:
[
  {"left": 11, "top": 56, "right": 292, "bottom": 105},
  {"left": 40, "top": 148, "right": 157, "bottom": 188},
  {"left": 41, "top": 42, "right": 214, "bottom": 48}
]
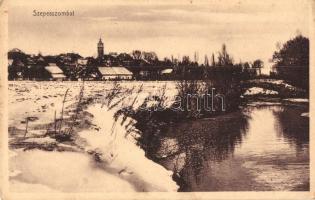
[{"left": 8, "top": 81, "right": 179, "bottom": 192}]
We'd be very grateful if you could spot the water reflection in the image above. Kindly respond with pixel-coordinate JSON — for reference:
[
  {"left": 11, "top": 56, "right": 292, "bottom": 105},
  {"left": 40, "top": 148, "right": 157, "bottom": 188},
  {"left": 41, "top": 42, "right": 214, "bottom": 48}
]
[
  {"left": 154, "top": 105, "right": 309, "bottom": 191},
  {"left": 157, "top": 112, "right": 249, "bottom": 191},
  {"left": 273, "top": 106, "right": 309, "bottom": 152}
]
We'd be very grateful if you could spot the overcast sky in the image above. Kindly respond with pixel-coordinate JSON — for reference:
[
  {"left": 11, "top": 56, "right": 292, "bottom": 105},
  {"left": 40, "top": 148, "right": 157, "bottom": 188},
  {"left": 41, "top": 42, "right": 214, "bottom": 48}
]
[{"left": 9, "top": 0, "right": 310, "bottom": 73}]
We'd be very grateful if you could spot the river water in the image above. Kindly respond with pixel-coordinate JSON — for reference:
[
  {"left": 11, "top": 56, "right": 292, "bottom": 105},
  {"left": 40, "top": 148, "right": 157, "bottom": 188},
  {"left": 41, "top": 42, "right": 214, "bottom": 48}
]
[{"left": 152, "top": 105, "right": 309, "bottom": 191}]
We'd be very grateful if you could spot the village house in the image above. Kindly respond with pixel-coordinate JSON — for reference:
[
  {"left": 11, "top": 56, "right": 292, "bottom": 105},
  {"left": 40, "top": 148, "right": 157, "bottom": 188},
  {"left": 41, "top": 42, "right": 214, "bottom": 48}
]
[
  {"left": 98, "top": 66, "right": 133, "bottom": 80},
  {"left": 13, "top": 59, "right": 25, "bottom": 80},
  {"left": 8, "top": 59, "right": 23, "bottom": 80},
  {"left": 8, "top": 59, "right": 14, "bottom": 66},
  {"left": 160, "top": 68, "right": 173, "bottom": 79},
  {"left": 139, "top": 70, "right": 150, "bottom": 77},
  {"left": 77, "top": 58, "right": 88, "bottom": 66},
  {"left": 45, "top": 63, "right": 67, "bottom": 81},
  {"left": 134, "top": 66, "right": 173, "bottom": 80},
  {"left": 160, "top": 68, "right": 173, "bottom": 75}
]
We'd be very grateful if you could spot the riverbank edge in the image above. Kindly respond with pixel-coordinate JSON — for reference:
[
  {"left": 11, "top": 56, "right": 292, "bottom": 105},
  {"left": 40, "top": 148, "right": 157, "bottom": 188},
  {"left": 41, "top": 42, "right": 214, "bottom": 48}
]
[{"left": 9, "top": 93, "right": 180, "bottom": 192}]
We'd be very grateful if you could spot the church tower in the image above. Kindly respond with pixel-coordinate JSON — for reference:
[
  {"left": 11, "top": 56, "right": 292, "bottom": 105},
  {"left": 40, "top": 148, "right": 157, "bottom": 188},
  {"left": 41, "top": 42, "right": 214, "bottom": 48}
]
[{"left": 97, "top": 38, "right": 104, "bottom": 62}]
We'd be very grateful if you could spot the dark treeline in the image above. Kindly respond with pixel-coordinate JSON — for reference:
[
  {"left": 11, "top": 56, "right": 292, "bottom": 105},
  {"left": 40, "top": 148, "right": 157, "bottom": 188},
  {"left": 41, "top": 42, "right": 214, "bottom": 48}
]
[
  {"left": 271, "top": 35, "right": 309, "bottom": 90},
  {"left": 8, "top": 44, "right": 262, "bottom": 81}
]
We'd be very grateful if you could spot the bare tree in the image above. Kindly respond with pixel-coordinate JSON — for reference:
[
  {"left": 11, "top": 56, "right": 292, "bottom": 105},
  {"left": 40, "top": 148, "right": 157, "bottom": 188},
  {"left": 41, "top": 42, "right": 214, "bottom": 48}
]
[
  {"left": 252, "top": 59, "right": 264, "bottom": 76},
  {"left": 194, "top": 51, "right": 199, "bottom": 63},
  {"left": 204, "top": 55, "right": 209, "bottom": 67},
  {"left": 182, "top": 56, "right": 190, "bottom": 65},
  {"left": 131, "top": 50, "right": 142, "bottom": 60},
  {"left": 211, "top": 53, "right": 215, "bottom": 67},
  {"left": 142, "top": 51, "right": 158, "bottom": 63},
  {"left": 217, "top": 44, "right": 233, "bottom": 66}
]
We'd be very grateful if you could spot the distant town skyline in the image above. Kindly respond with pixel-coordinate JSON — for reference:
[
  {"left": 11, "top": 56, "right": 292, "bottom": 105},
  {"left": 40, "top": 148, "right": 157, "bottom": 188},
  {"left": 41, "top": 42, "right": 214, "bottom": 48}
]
[{"left": 9, "top": 0, "right": 309, "bottom": 73}]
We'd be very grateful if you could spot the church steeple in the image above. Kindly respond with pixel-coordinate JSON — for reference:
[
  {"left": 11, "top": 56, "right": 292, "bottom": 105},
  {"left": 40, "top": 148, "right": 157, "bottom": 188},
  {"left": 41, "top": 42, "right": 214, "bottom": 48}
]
[{"left": 97, "top": 37, "right": 104, "bottom": 63}]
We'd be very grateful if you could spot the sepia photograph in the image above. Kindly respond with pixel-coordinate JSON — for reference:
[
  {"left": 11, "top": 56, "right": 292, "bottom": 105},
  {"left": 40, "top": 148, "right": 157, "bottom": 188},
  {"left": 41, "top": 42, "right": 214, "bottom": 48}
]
[{"left": 0, "top": 0, "right": 314, "bottom": 199}]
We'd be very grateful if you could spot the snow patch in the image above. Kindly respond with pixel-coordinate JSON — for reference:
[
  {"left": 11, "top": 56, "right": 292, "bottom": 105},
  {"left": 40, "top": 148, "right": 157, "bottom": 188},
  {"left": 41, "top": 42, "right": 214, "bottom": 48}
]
[
  {"left": 301, "top": 112, "right": 309, "bottom": 117},
  {"left": 78, "top": 104, "right": 179, "bottom": 192},
  {"left": 23, "top": 137, "right": 56, "bottom": 144},
  {"left": 247, "top": 102, "right": 282, "bottom": 107},
  {"left": 244, "top": 87, "right": 278, "bottom": 96},
  {"left": 283, "top": 98, "right": 309, "bottom": 103},
  {"left": 9, "top": 150, "right": 135, "bottom": 192}
]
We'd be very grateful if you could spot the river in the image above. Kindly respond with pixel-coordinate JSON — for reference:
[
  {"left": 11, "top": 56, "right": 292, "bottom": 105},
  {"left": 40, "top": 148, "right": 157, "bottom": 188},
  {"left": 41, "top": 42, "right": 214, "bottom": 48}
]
[{"left": 150, "top": 104, "right": 309, "bottom": 191}]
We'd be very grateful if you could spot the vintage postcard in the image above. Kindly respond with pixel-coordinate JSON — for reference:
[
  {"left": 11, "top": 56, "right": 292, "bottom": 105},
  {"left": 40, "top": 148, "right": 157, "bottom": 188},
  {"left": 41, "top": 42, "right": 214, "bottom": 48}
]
[{"left": 0, "top": 0, "right": 314, "bottom": 199}]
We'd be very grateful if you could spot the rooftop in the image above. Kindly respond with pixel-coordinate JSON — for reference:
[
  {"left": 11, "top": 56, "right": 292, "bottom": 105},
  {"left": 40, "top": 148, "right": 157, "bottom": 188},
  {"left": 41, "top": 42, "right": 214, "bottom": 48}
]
[
  {"left": 45, "top": 65, "right": 64, "bottom": 74},
  {"left": 51, "top": 73, "right": 66, "bottom": 79},
  {"left": 98, "top": 67, "right": 133, "bottom": 75},
  {"left": 161, "top": 68, "right": 173, "bottom": 74},
  {"left": 78, "top": 59, "right": 88, "bottom": 65}
]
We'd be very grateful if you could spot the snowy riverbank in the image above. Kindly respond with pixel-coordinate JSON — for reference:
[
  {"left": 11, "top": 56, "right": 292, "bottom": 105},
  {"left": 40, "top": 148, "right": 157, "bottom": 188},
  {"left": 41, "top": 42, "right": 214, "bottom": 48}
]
[
  {"left": 9, "top": 104, "right": 179, "bottom": 192},
  {"left": 9, "top": 81, "right": 179, "bottom": 192}
]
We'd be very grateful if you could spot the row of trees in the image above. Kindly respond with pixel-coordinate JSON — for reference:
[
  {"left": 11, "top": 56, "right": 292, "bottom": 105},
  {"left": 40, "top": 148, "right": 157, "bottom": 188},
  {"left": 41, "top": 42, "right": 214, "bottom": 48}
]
[
  {"left": 8, "top": 43, "right": 266, "bottom": 81},
  {"left": 128, "top": 44, "right": 264, "bottom": 71}
]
